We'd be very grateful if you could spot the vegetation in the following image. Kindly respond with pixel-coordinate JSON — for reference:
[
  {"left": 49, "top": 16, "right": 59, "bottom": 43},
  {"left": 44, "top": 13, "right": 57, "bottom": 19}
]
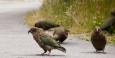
[{"left": 25, "top": 0, "right": 115, "bottom": 44}]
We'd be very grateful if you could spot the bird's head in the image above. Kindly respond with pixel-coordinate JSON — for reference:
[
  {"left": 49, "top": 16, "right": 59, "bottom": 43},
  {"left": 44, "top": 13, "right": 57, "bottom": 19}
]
[
  {"left": 28, "top": 27, "right": 38, "bottom": 34},
  {"left": 111, "top": 9, "right": 115, "bottom": 16},
  {"left": 61, "top": 27, "right": 70, "bottom": 33},
  {"left": 94, "top": 26, "right": 101, "bottom": 33},
  {"left": 28, "top": 27, "right": 43, "bottom": 34},
  {"left": 65, "top": 29, "right": 70, "bottom": 33}
]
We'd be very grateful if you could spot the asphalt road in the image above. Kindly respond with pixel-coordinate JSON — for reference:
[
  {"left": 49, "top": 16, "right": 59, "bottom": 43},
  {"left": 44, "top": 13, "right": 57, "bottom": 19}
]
[{"left": 0, "top": 0, "right": 115, "bottom": 58}]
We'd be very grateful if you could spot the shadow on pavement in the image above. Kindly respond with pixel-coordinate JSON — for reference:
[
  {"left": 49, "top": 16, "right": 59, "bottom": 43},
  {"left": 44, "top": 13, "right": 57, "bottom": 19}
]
[
  {"left": 60, "top": 39, "right": 78, "bottom": 46},
  {"left": 13, "top": 54, "right": 65, "bottom": 57},
  {"left": 80, "top": 51, "right": 107, "bottom": 54}
]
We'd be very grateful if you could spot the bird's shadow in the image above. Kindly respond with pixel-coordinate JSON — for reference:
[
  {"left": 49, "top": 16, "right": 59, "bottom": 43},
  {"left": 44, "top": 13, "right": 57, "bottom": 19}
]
[
  {"left": 60, "top": 41, "right": 78, "bottom": 46},
  {"left": 14, "top": 54, "right": 65, "bottom": 57},
  {"left": 81, "top": 51, "right": 107, "bottom": 54}
]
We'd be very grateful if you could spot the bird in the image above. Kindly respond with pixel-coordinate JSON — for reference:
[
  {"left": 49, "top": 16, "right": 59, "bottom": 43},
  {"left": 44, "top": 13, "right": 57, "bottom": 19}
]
[
  {"left": 34, "top": 21, "right": 60, "bottom": 30},
  {"left": 53, "top": 27, "right": 69, "bottom": 43},
  {"left": 91, "top": 26, "right": 107, "bottom": 53},
  {"left": 28, "top": 27, "right": 66, "bottom": 55},
  {"left": 100, "top": 9, "right": 115, "bottom": 33}
]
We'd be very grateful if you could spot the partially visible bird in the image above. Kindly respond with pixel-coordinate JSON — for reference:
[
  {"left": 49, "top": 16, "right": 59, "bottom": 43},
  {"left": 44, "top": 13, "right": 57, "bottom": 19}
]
[
  {"left": 34, "top": 21, "right": 60, "bottom": 30},
  {"left": 28, "top": 27, "right": 66, "bottom": 55},
  {"left": 91, "top": 26, "right": 107, "bottom": 53},
  {"left": 53, "top": 27, "right": 69, "bottom": 43},
  {"left": 100, "top": 9, "right": 115, "bottom": 33}
]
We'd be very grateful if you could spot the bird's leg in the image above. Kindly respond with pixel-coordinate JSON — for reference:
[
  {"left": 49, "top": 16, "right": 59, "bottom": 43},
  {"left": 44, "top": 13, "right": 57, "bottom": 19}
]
[
  {"left": 102, "top": 50, "right": 106, "bottom": 54},
  {"left": 102, "top": 50, "right": 104, "bottom": 53},
  {"left": 58, "top": 41, "right": 62, "bottom": 44},
  {"left": 47, "top": 50, "right": 51, "bottom": 56},
  {"left": 41, "top": 50, "right": 47, "bottom": 55},
  {"left": 96, "top": 50, "right": 98, "bottom": 53}
]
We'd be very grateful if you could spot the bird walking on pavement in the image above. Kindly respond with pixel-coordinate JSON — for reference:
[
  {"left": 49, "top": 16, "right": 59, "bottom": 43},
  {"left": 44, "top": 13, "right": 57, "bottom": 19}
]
[
  {"left": 91, "top": 26, "right": 107, "bottom": 54},
  {"left": 28, "top": 27, "right": 66, "bottom": 55}
]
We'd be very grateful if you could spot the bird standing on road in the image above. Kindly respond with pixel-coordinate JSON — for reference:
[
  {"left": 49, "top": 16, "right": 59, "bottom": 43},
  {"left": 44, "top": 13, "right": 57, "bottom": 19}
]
[
  {"left": 91, "top": 26, "right": 107, "bottom": 53},
  {"left": 34, "top": 21, "right": 60, "bottom": 30},
  {"left": 53, "top": 27, "right": 69, "bottom": 43},
  {"left": 28, "top": 27, "right": 66, "bottom": 55}
]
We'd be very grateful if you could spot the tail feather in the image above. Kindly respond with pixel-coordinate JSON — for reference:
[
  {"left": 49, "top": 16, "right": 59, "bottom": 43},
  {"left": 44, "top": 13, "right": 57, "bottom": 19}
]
[
  {"left": 49, "top": 24, "right": 60, "bottom": 28},
  {"left": 54, "top": 24, "right": 60, "bottom": 27},
  {"left": 56, "top": 46, "right": 66, "bottom": 53}
]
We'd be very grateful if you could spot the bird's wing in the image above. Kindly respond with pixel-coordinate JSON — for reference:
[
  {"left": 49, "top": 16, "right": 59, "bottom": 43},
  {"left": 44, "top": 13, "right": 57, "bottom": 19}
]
[
  {"left": 44, "top": 22, "right": 59, "bottom": 28},
  {"left": 41, "top": 36, "right": 60, "bottom": 47}
]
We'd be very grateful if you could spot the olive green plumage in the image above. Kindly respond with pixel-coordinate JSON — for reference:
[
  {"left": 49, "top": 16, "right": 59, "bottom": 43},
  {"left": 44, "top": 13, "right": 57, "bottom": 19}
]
[
  {"left": 35, "top": 21, "right": 60, "bottom": 30},
  {"left": 53, "top": 27, "right": 69, "bottom": 43},
  {"left": 100, "top": 9, "right": 115, "bottom": 33},
  {"left": 91, "top": 26, "right": 107, "bottom": 53},
  {"left": 28, "top": 27, "right": 66, "bottom": 55}
]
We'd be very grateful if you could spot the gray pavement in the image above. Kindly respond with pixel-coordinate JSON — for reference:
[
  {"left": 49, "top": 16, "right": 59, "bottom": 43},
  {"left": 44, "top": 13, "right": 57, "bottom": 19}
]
[{"left": 0, "top": 0, "right": 115, "bottom": 58}]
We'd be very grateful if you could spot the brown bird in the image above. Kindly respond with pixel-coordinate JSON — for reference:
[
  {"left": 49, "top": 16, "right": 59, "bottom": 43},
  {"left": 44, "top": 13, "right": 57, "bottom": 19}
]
[
  {"left": 53, "top": 27, "right": 69, "bottom": 43},
  {"left": 28, "top": 27, "right": 66, "bottom": 55},
  {"left": 34, "top": 21, "right": 60, "bottom": 30},
  {"left": 91, "top": 26, "right": 107, "bottom": 53}
]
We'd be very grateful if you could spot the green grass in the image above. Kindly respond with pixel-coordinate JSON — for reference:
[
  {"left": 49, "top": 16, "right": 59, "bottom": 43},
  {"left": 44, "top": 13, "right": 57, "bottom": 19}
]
[
  {"left": 107, "top": 34, "right": 115, "bottom": 44},
  {"left": 25, "top": 0, "right": 115, "bottom": 44},
  {"left": 25, "top": 0, "right": 115, "bottom": 33}
]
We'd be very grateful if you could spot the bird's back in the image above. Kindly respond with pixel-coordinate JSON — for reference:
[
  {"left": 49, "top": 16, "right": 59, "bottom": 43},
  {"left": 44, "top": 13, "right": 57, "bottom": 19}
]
[
  {"left": 53, "top": 27, "right": 69, "bottom": 43},
  {"left": 35, "top": 21, "right": 60, "bottom": 30},
  {"left": 53, "top": 27, "right": 68, "bottom": 36}
]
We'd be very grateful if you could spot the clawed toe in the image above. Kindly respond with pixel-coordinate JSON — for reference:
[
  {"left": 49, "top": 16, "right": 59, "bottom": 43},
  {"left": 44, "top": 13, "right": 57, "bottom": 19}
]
[
  {"left": 102, "top": 52, "right": 106, "bottom": 54},
  {"left": 47, "top": 54, "right": 50, "bottom": 56},
  {"left": 41, "top": 53, "right": 45, "bottom": 55}
]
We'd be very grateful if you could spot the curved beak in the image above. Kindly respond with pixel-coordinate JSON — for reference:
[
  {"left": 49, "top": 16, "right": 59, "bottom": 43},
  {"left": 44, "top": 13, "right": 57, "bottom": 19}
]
[
  {"left": 96, "top": 28, "right": 99, "bottom": 31},
  {"left": 67, "top": 30, "right": 70, "bottom": 32},
  {"left": 95, "top": 26, "right": 100, "bottom": 31}
]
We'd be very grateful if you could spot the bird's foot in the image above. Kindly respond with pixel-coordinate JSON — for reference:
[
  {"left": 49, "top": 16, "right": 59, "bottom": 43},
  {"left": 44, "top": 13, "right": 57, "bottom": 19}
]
[
  {"left": 96, "top": 50, "right": 98, "bottom": 53},
  {"left": 95, "top": 50, "right": 106, "bottom": 54},
  {"left": 41, "top": 53, "right": 45, "bottom": 55},
  {"left": 58, "top": 42, "right": 63, "bottom": 44},
  {"left": 47, "top": 51, "right": 51, "bottom": 56},
  {"left": 102, "top": 50, "right": 106, "bottom": 54},
  {"left": 46, "top": 54, "right": 50, "bottom": 56},
  {"left": 95, "top": 50, "right": 100, "bottom": 53},
  {"left": 102, "top": 52, "right": 106, "bottom": 54}
]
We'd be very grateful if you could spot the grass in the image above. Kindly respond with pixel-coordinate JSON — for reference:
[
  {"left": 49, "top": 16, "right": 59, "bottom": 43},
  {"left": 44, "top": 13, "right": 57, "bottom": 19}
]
[
  {"left": 25, "top": 0, "right": 115, "bottom": 44},
  {"left": 107, "top": 34, "right": 115, "bottom": 44}
]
